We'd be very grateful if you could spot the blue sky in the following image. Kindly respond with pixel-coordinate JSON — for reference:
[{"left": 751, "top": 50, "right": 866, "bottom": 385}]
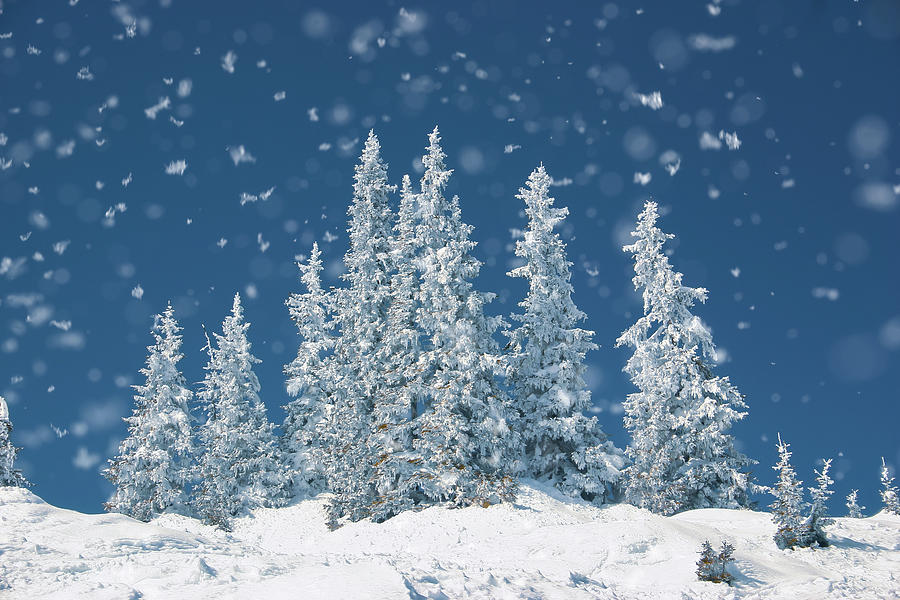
[{"left": 0, "top": 0, "right": 897, "bottom": 514}]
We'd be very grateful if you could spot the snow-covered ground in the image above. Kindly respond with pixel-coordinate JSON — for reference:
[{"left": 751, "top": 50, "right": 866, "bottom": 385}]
[{"left": 2, "top": 482, "right": 898, "bottom": 599}]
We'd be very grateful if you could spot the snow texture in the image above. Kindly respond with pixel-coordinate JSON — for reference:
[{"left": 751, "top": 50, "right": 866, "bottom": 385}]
[{"left": 1, "top": 482, "right": 898, "bottom": 599}]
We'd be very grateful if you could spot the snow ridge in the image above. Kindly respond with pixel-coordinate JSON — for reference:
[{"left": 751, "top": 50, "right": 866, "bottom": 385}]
[{"left": 2, "top": 482, "right": 898, "bottom": 599}]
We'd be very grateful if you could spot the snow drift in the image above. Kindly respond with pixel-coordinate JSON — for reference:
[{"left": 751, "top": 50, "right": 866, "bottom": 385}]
[{"left": 1, "top": 482, "right": 898, "bottom": 599}]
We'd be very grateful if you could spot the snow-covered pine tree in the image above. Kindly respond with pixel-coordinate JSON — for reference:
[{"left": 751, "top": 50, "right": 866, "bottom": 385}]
[
  {"left": 194, "top": 293, "right": 289, "bottom": 528},
  {"left": 696, "top": 540, "right": 718, "bottom": 582},
  {"left": 282, "top": 242, "right": 333, "bottom": 497},
  {"left": 616, "top": 200, "right": 754, "bottom": 515},
  {"left": 769, "top": 434, "right": 806, "bottom": 550},
  {"left": 368, "top": 174, "right": 425, "bottom": 522},
  {"left": 411, "top": 127, "right": 520, "bottom": 508},
  {"left": 880, "top": 458, "right": 900, "bottom": 515},
  {"left": 103, "top": 305, "right": 193, "bottom": 520},
  {"left": 696, "top": 540, "right": 734, "bottom": 584},
  {"left": 326, "top": 130, "right": 397, "bottom": 524},
  {"left": 716, "top": 541, "right": 736, "bottom": 584},
  {"left": 845, "top": 489, "right": 864, "bottom": 518},
  {"left": 0, "top": 395, "right": 28, "bottom": 487},
  {"left": 505, "top": 165, "right": 623, "bottom": 502},
  {"left": 800, "top": 458, "right": 833, "bottom": 547}
]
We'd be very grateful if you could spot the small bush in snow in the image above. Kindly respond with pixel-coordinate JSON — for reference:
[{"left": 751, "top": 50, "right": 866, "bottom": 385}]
[
  {"left": 0, "top": 395, "right": 29, "bottom": 488},
  {"left": 845, "top": 489, "right": 864, "bottom": 518},
  {"left": 696, "top": 540, "right": 735, "bottom": 584},
  {"left": 881, "top": 458, "right": 900, "bottom": 516}
]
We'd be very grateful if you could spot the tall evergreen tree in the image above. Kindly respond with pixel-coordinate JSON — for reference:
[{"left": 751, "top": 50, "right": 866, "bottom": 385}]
[
  {"left": 282, "top": 242, "right": 333, "bottom": 496},
  {"left": 103, "top": 305, "right": 193, "bottom": 520},
  {"left": 411, "top": 127, "right": 520, "bottom": 507},
  {"left": 880, "top": 458, "right": 900, "bottom": 515},
  {"left": 506, "top": 165, "right": 623, "bottom": 502},
  {"left": 368, "top": 174, "right": 425, "bottom": 521},
  {"left": 0, "top": 395, "right": 28, "bottom": 487},
  {"left": 770, "top": 434, "right": 806, "bottom": 550},
  {"left": 801, "top": 458, "right": 833, "bottom": 547},
  {"left": 326, "top": 130, "right": 397, "bottom": 523},
  {"left": 194, "top": 293, "right": 288, "bottom": 528},
  {"left": 616, "top": 201, "right": 754, "bottom": 515}
]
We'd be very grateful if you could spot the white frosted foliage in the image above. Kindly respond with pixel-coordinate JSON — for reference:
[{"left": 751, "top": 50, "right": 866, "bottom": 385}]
[
  {"left": 104, "top": 305, "right": 194, "bottom": 520},
  {"left": 409, "top": 128, "right": 520, "bottom": 507},
  {"left": 0, "top": 395, "right": 28, "bottom": 488},
  {"left": 326, "top": 131, "right": 398, "bottom": 523},
  {"left": 769, "top": 434, "right": 807, "bottom": 549},
  {"left": 282, "top": 242, "right": 333, "bottom": 496},
  {"left": 881, "top": 458, "right": 900, "bottom": 515},
  {"left": 367, "top": 174, "right": 425, "bottom": 522},
  {"left": 194, "top": 294, "right": 288, "bottom": 528},
  {"left": 506, "top": 165, "right": 624, "bottom": 503},
  {"left": 616, "top": 201, "right": 754, "bottom": 515}
]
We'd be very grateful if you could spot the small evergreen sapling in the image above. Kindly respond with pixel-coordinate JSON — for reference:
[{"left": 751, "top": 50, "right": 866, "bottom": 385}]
[
  {"left": 696, "top": 541, "right": 717, "bottom": 581},
  {"left": 769, "top": 434, "right": 806, "bottom": 550},
  {"left": 718, "top": 541, "right": 736, "bottom": 583},
  {"left": 696, "top": 540, "right": 735, "bottom": 584},
  {"left": 0, "top": 396, "right": 28, "bottom": 487},
  {"left": 800, "top": 458, "right": 833, "bottom": 547},
  {"left": 845, "top": 489, "right": 864, "bottom": 518},
  {"left": 881, "top": 458, "right": 900, "bottom": 515}
]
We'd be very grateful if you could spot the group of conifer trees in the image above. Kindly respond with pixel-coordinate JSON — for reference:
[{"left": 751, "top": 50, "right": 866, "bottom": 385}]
[
  {"left": 0, "top": 127, "right": 886, "bottom": 535},
  {"left": 768, "top": 435, "right": 900, "bottom": 549},
  {"left": 97, "top": 127, "right": 759, "bottom": 528}
]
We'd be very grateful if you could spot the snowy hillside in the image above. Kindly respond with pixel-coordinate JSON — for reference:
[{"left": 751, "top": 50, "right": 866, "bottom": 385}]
[{"left": 2, "top": 482, "right": 898, "bottom": 600}]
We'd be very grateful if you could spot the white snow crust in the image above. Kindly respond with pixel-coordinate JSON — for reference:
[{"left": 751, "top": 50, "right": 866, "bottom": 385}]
[{"left": 1, "top": 482, "right": 898, "bottom": 599}]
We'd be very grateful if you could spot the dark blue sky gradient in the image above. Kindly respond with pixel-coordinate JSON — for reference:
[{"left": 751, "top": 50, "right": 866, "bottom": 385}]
[{"left": 1, "top": 0, "right": 898, "bottom": 514}]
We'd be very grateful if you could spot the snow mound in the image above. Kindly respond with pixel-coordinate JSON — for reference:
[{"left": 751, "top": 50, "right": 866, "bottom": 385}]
[{"left": 1, "top": 482, "right": 898, "bottom": 599}]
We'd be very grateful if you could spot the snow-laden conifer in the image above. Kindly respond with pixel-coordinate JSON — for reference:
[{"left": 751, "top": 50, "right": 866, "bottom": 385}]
[
  {"left": 506, "top": 165, "right": 623, "bottom": 502},
  {"left": 368, "top": 175, "right": 425, "bottom": 521},
  {"left": 103, "top": 305, "right": 193, "bottom": 520},
  {"left": 282, "top": 242, "right": 333, "bottom": 496},
  {"left": 0, "top": 396, "right": 28, "bottom": 487},
  {"left": 881, "top": 458, "right": 900, "bottom": 515},
  {"left": 800, "top": 458, "right": 833, "bottom": 547},
  {"left": 411, "top": 127, "right": 520, "bottom": 507},
  {"left": 616, "top": 201, "right": 754, "bottom": 515},
  {"left": 326, "top": 130, "right": 397, "bottom": 523},
  {"left": 696, "top": 540, "right": 734, "bottom": 584},
  {"left": 696, "top": 540, "right": 718, "bottom": 582},
  {"left": 845, "top": 489, "right": 864, "bottom": 518},
  {"left": 770, "top": 434, "right": 806, "bottom": 550},
  {"left": 194, "top": 293, "right": 288, "bottom": 528}
]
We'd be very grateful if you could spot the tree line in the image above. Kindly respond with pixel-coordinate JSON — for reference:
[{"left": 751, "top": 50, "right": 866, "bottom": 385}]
[{"left": 3, "top": 128, "right": 896, "bottom": 545}]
